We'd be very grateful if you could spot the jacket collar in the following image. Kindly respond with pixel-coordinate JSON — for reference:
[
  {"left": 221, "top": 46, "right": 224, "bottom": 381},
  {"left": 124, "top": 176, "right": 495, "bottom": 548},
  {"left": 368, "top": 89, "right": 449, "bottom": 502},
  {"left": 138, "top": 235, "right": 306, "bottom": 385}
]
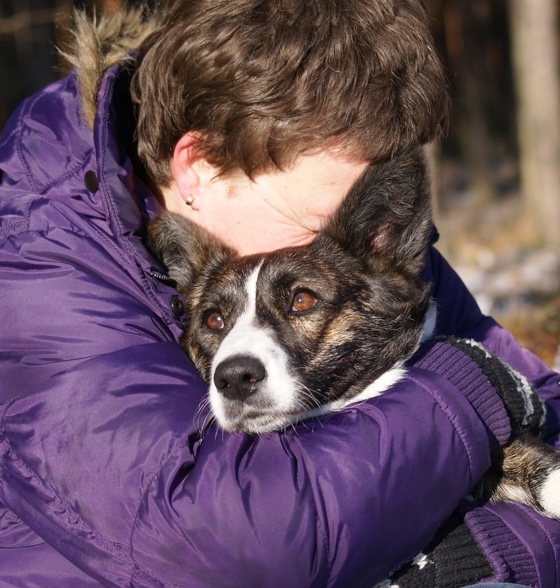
[{"left": 93, "top": 59, "right": 161, "bottom": 241}]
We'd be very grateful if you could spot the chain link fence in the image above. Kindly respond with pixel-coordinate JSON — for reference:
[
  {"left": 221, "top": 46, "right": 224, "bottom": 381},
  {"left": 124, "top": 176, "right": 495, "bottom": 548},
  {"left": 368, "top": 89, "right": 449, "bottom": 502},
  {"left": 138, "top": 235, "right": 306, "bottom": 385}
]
[{"left": 0, "top": 0, "right": 128, "bottom": 128}]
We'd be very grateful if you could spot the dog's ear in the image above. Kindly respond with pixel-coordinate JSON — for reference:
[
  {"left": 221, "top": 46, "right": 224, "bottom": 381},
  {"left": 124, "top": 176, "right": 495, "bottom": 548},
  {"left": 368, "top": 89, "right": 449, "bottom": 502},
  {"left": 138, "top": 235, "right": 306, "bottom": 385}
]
[
  {"left": 146, "top": 213, "right": 234, "bottom": 288},
  {"left": 320, "top": 145, "right": 433, "bottom": 276}
]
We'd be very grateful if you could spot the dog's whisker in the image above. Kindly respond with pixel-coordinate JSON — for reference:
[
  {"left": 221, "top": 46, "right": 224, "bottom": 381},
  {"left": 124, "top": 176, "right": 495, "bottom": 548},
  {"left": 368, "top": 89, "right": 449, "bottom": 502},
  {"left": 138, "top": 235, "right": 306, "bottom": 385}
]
[
  {"left": 193, "top": 396, "right": 213, "bottom": 434},
  {"left": 194, "top": 395, "right": 209, "bottom": 417},
  {"left": 298, "top": 383, "right": 328, "bottom": 412}
]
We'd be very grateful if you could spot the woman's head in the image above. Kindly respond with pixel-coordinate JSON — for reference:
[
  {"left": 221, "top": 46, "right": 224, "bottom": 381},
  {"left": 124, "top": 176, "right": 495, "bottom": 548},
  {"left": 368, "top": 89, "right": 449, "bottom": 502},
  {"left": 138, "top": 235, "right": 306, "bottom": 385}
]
[{"left": 132, "top": 0, "right": 449, "bottom": 187}]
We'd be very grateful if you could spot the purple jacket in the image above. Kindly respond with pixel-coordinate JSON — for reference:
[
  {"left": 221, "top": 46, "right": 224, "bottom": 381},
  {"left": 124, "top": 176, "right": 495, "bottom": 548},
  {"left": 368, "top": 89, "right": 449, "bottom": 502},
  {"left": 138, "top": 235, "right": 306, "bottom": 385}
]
[{"left": 1, "top": 13, "right": 560, "bottom": 588}]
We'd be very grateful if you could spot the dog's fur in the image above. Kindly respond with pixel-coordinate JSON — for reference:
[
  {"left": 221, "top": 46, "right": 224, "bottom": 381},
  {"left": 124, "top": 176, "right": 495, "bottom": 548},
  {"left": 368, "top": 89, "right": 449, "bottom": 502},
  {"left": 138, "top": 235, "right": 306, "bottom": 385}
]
[{"left": 148, "top": 146, "right": 560, "bottom": 519}]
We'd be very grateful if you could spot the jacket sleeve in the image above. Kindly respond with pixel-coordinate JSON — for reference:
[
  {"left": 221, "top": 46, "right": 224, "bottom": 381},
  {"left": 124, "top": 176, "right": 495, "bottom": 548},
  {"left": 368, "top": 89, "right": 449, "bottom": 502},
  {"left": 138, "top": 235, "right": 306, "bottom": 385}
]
[
  {"left": 0, "top": 207, "right": 512, "bottom": 587},
  {"left": 423, "top": 244, "right": 560, "bottom": 588}
]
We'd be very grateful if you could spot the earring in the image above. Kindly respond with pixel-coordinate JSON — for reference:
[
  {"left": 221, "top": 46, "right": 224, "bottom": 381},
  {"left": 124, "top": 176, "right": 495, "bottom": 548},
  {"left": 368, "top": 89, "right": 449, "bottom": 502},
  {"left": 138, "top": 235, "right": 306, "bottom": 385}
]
[{"left": 185, "top": 194, "right": 195, "bottom": 206}]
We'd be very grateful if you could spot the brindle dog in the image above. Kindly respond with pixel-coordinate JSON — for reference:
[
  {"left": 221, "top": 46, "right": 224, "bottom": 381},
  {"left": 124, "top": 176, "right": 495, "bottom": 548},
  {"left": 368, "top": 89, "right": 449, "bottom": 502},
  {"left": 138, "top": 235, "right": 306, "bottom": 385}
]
[{"left": 148, "top": 146, "right": 560, "bottom": 519}]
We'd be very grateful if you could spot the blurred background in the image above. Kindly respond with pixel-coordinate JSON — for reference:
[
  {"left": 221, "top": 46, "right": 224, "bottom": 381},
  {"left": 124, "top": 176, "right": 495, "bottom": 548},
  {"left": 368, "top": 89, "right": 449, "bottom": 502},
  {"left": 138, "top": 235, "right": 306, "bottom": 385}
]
[{"left": 0, "top": 0, "right": 559, "bottom": 366}]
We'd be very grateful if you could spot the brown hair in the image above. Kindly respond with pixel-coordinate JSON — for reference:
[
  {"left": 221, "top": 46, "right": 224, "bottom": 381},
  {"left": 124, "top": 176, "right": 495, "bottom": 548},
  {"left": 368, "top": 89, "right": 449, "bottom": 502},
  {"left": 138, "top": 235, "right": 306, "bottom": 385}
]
[{"left": 132, "top": 0, "right": 449, "bottom": 186}]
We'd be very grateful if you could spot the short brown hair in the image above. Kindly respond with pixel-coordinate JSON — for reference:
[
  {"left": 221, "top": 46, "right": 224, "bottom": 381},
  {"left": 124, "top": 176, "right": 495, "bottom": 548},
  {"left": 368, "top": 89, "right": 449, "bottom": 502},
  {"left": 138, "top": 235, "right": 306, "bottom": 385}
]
[{"left": 132, "top": 0, "right": 449, "bottom": 186}]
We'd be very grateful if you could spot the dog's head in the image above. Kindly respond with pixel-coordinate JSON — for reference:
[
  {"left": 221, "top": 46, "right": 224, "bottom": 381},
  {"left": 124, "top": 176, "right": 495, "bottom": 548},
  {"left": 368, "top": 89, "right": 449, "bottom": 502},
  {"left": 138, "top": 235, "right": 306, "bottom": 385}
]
[{"left": 147, "top": 146, "right": 433, "bottom": 433}]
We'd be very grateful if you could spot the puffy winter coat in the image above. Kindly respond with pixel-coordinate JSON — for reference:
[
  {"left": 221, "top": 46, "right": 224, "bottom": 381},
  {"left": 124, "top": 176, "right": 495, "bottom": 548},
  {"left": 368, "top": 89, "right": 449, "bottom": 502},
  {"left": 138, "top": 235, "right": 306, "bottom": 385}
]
[{"left": 1, "top": 11, "right": 559, "bottom": 588}]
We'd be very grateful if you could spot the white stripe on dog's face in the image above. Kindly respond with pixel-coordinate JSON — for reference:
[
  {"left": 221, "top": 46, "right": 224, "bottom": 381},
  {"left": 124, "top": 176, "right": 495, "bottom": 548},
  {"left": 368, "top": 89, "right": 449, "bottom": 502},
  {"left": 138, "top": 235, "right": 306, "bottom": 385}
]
[{"left": 208, "top": 263, "right": 302, "bottom": 433}]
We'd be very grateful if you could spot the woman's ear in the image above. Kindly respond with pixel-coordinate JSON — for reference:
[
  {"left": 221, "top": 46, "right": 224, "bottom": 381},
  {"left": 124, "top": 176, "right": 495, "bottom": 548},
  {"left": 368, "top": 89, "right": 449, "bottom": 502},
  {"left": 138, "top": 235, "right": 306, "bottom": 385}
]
[{"left": 170, "top": 132, "right": 206, "bottom": 201}]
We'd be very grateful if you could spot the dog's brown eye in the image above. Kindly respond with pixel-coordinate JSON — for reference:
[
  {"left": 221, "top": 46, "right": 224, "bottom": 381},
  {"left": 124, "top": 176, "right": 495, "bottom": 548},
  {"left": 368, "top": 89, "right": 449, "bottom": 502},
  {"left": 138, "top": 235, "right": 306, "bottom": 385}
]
[
  {"left": 290, "top": 290, "right": 318, "bottom": 313},
  {"left": 206, "top": 311, "right": 225, "bottom": 330}
]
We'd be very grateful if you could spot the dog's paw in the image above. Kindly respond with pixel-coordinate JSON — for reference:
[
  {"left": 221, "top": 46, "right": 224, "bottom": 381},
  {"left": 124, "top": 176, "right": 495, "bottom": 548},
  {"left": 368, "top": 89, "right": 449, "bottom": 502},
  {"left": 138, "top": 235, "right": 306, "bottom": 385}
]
[{"left": 538, "top": 467, "right": 560, "bottom": 519}]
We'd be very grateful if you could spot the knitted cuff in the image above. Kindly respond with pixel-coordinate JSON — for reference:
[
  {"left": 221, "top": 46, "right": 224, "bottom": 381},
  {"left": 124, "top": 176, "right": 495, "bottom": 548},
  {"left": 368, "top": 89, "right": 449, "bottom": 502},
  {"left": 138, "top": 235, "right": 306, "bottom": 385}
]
[
  {"left": 443, "top": 337, "right": 545, "bottom": 433},
  {"left": 462, "top": 505, "right": 537, "bottom": 587},
  {"left": 412, "top": 339, "right": 511, "bottom": 446}
]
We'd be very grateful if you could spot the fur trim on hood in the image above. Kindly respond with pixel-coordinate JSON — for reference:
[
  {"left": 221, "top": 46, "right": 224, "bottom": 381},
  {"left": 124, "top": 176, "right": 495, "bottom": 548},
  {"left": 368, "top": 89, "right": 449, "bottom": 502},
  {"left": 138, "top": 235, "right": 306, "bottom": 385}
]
[{"left": 60, "top": 6, "right": 159, "bottom": 130}]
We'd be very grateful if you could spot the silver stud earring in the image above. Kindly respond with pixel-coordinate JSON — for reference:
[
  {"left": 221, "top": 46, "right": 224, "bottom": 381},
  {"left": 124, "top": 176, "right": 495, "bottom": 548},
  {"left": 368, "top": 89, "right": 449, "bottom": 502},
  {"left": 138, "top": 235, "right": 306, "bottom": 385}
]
[{"left": 185, "top": 195, "right": 195, "bottom": 206}]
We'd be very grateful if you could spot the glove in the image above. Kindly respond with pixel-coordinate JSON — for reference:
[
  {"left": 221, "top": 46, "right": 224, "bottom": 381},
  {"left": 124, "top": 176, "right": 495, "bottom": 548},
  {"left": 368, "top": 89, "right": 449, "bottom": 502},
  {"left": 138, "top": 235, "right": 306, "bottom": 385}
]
[
  {"left": 378, "top": 500, "right": 538, "bottom": 588},
  {"left": 379, "top": 509, "right": 491, "bottom": 588}
]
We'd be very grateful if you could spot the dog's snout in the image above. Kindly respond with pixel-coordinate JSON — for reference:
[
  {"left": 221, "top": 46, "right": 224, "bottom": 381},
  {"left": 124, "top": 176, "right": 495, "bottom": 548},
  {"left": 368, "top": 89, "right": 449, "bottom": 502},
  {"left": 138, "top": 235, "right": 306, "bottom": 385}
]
[{"left": 214, "top": 355, "right": 266, "bottom": 401}]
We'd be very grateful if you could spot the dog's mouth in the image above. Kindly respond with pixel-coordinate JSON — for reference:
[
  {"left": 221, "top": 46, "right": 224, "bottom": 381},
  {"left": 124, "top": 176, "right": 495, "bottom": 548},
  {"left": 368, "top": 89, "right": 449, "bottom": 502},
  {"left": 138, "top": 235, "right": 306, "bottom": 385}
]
[
  {"left": 215, "top": 400, "right": 325, "bottom": 434},
  {"left": 209, "top": 378, "right": 328, "bottom": 434}
]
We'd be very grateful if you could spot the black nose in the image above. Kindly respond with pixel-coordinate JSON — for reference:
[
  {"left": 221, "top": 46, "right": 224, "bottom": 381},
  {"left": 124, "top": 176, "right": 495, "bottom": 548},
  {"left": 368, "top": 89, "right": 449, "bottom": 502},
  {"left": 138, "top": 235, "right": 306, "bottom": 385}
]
[{"left": 213, "top": 355, "right": 266, "bottom": 401}]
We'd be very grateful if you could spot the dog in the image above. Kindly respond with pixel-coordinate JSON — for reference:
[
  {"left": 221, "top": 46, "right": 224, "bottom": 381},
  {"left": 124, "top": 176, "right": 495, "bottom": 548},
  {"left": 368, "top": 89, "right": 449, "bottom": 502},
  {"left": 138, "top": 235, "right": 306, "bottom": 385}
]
[{"left": 147, "top": 146, "right": 560, "bottom": 519}]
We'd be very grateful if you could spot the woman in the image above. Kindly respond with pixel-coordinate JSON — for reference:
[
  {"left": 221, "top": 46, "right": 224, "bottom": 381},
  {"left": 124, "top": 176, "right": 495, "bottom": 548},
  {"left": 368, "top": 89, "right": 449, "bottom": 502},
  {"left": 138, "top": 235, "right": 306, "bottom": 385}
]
[{"left": 1, "top": 1, "right": 559, "bottom": 586}]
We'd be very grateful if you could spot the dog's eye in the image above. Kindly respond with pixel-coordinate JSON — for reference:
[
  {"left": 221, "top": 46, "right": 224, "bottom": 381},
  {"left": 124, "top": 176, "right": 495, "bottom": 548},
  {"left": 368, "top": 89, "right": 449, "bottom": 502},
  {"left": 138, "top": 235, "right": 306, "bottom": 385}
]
[
  {"left": 290, "top": 290, "right": 318, "bottom": 313},
  {"left": 206, "top": 311, "right": 225, "bottom": 330}
]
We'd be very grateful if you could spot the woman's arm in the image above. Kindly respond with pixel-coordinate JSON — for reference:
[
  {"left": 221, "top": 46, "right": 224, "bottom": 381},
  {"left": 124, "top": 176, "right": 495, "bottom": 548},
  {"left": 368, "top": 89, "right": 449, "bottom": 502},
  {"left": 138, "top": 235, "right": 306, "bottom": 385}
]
[
  {"left": 0, "top": 219, "right": 512, "bottom": 587},
  {"left": 1, "top": 342, "right": 508, "bottom": 587},
  {"left": 404, "top": 244, "right": 560, "bottom": 588}
]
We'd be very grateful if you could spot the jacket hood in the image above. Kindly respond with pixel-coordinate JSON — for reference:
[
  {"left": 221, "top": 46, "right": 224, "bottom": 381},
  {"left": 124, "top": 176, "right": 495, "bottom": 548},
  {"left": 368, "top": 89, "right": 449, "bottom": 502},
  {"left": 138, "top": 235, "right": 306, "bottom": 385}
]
[{"left": 61, "top": 6, "right": 159, "bottom": 130}]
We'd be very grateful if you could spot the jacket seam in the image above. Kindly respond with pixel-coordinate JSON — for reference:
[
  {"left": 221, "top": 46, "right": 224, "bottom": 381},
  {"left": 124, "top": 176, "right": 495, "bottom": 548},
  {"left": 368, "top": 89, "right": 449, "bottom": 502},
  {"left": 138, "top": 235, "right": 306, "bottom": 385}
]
[
  {"left": 49, "top": 198, "right": 169, "bottom": 324},
  {"left": 1, "top": 95, "right": 94, "bottom": 197},
  {"left": 281, "top": 436, "right": 332, "bottom": 583},
  {"left": 37, "top": 148, "right": 95, "bottom": 195},
  {"left": 407, "top": 370, "right": 477, "bottom": 474},
  {"left": 0, "top": 399, "right": 166, "bottom": 587},
  {"left": 0, "top": 118, "right": 22, "bottom": 151},
  {"left": 0, "top": 219, "right": 29, "bottom": 241},
  {"left": 522, "top": 507, "right": 558, "bottom": 588},
  {"left": 15, "top": 92, "right": 46, "bottom": 193},
  {"left": 129, "top": 442, "right": 186, "bottom": 587}
]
